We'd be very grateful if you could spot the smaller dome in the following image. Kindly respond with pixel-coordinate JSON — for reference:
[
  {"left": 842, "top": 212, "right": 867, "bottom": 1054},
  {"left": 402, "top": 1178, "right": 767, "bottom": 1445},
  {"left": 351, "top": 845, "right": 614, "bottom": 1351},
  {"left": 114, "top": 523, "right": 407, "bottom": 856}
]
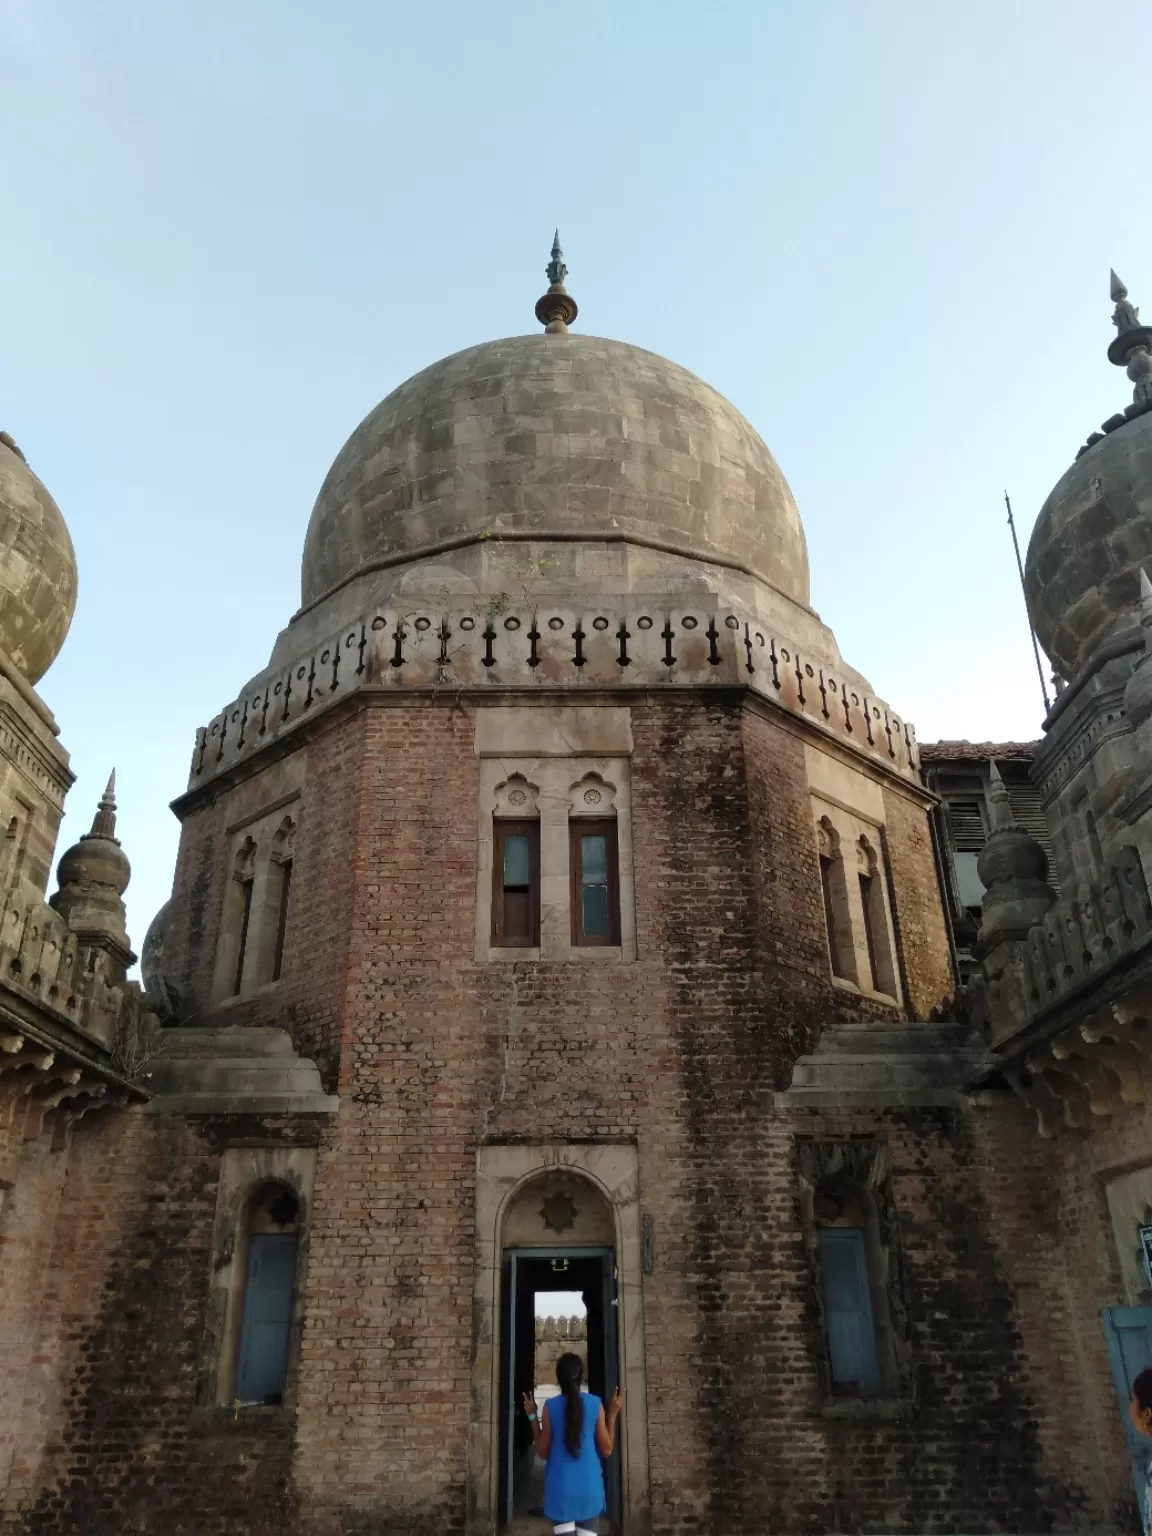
[
  {"left": 0, "top": 435, "right": 78, "bottom": 684},
  {"left": 56, "top": 833, "right": 130, "bottom": 898},
  {"left": 141, "top": 900, "right": 170, "bottom": 990},
  {"left": 51, "top": 774, "right": 131, "bottom": 945}
]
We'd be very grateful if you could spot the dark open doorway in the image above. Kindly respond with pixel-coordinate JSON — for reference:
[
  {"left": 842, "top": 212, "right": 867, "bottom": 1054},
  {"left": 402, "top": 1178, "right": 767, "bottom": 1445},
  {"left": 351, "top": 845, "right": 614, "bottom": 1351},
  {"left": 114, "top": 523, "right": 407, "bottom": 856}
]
[{"left": 499, "top": 1246, "right": 621, "bottom": 1533}]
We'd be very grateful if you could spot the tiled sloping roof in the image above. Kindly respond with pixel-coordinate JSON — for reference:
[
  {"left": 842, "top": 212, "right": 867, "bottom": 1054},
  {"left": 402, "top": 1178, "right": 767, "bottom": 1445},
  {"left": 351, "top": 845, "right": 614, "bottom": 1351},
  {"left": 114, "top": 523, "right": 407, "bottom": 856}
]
[{"left": 918, "top": 740, "right": 1037, "bottom": 762}]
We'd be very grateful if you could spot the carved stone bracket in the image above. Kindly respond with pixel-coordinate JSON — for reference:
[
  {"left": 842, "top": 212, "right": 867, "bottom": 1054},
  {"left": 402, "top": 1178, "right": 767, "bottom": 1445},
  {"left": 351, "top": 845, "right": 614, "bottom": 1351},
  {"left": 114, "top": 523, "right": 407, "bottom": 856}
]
[
  {"left": 1012, "top": 998, "right": 1152, "bottom": 1136},
  {"left": 0, "top": 1029, "right": 133, "bottom": 1158}
]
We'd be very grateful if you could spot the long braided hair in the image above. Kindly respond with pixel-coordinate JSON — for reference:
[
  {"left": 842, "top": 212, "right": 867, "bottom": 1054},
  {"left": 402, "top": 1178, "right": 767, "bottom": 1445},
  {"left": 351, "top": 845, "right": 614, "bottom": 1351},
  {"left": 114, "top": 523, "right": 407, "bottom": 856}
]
[{"left": 555, "top": 1351, "right": 585, "bottom": 1456}]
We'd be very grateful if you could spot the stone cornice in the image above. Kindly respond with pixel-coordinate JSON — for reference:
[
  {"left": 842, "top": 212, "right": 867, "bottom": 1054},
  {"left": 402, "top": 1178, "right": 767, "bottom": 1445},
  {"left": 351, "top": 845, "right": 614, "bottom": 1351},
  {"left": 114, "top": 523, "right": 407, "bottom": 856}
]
[{"left": 0, "top": 696, "right": 73, "bottom": 810}]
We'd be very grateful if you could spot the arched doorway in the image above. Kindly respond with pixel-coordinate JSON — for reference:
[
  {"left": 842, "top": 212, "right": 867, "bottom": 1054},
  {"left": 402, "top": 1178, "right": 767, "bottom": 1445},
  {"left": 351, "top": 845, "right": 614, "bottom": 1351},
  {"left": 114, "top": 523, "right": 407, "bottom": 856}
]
[
  {"left": 468, "top": 1144, "right": 649, "bottom": 1536},
  {"left": 498, "top": 1171, "right": 621, "bottom": 1533}
]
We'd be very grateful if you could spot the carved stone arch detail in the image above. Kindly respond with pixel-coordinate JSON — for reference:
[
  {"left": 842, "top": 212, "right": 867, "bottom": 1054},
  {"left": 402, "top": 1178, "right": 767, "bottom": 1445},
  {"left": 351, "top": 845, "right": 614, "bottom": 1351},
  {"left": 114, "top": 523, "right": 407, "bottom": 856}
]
[
  {"left": 569, "top": 770, "right": 618, "bottom": 818},
  {"left": 493, "top": 772, "right": 540, "bottom": 818},
  {"left": 817, "top": 814, "right": 841, "bottom": 861},
  {"left": 271, "top": 814, "right": 296, "bottom": 864},
  {"left": 232, "top": 835, "right": 258, "bottom": 882}
]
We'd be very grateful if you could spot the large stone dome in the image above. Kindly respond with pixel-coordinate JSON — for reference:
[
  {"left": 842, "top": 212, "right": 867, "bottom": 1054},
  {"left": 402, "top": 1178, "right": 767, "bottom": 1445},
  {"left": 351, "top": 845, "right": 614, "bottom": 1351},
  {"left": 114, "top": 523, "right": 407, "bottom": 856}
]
[
  {"left": 1026, "top": 409, "right": 1152, "bottom": 680},
  {"left": 300, "top": 333, "right": 810, "bottom": 610},
  {"left": 0, "top": 435, "right": 77, "bottom": 684}
]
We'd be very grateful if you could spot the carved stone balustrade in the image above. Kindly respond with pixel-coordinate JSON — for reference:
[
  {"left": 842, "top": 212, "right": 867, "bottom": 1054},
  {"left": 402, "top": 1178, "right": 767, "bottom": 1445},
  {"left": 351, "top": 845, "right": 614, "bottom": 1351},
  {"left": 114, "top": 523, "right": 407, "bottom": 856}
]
[
  {"left": 977, "top": 847, "right": 1152, "bottom": 1135},
  {"left": 0, "top": 888, "right": 139, "bottom": 1049}
]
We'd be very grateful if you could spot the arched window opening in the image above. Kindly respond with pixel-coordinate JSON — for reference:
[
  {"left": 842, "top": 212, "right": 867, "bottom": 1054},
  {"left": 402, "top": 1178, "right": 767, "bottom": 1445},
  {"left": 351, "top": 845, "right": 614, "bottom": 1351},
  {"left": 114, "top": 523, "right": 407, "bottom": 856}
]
[
  {"left": 234, "top": 1182, "right": 300, "bottom": 1406},
  {"left": 226, "top": 836, "right": 258, "bottom": 997},
  {"left": 814, "top": 1174, "right": 881, "bottom": 1399},
  {"left": 817, "top": 819, "right": 855, "bottom": 983},
  {"left": 569, "top": 775, "right": 620, "bottom": 947},
  {"left": 856, "top": 837, "right": 897, "bottom": 997},
  {"left": 492, "top": 776, "right": 540, "bottom": 948},
  {"left": 260, "top": 815, "right": 297, "bottom": 985}
]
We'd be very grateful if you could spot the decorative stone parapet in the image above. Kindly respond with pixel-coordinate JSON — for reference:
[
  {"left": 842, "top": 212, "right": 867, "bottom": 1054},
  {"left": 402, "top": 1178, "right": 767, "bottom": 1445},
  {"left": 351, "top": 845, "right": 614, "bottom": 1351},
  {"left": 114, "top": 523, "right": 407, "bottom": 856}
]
[
  {"left": 978, "top": 847, "right": 1152, "bottom": 1134},
  {"left": 187, "top": 599, "right": 920, "bottom": 793},
  {"left": 0, "top": 887, "right": 138, "bottom": 1050}
]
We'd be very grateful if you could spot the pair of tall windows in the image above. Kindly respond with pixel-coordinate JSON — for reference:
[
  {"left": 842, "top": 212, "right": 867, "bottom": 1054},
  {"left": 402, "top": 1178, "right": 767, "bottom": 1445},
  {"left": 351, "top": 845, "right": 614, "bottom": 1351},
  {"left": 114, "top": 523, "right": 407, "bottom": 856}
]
[
  {"left": 493, "top": 817, "right": 620, "bottom": 948},
  {"left": 816, "top": 817, "right": 898, "bottom": 998},
  {"left": 233, "top": 855, "right": 293, "bottom": 994},
  {"left": 216, "top": 814, "right": 296, "bottom": 1002}
]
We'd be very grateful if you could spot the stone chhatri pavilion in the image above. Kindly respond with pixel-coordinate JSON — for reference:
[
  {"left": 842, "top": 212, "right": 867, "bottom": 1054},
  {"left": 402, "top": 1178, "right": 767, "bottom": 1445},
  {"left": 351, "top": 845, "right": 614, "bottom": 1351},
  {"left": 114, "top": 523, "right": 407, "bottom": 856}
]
[{"left": 5, "top": 241, "right": 1152, "bottom": 1535}]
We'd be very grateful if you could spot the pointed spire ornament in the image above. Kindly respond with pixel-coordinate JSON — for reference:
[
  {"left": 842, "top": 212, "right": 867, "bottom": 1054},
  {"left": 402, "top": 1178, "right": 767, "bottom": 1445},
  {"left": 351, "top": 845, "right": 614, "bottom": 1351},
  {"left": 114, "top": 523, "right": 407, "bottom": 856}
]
[
  {"left": 1112, "top": 270, "right": 1141, "bottom": 332},
  {"left": 987, "top": 759, "right": 1014, "bottom": 832},
  {"left": 534, "top": 230, "right": 578, "bottom": 335},
  {"left": 976, "top": 759, "right": 1054, "bottom": 957},
  {"left": 1107, "top": 269, "right": 1152, "bottom": 403},
  {"left": 87, "top": 769, "right": 119, "bottom": 842}
]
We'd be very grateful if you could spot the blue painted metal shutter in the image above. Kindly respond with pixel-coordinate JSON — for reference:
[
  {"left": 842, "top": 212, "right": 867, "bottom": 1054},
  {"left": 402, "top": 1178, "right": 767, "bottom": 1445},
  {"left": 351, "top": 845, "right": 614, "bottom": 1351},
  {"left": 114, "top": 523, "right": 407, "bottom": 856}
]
[
  {"left": 236, "top": 1233, "right": 297, "bottom": 1402},
  {"left": 1102, "top": 1306, "right": 1152, "bottom": 1524},
  {"left": 819, "top": 1227, "right": 881, "bottom": 1398}
]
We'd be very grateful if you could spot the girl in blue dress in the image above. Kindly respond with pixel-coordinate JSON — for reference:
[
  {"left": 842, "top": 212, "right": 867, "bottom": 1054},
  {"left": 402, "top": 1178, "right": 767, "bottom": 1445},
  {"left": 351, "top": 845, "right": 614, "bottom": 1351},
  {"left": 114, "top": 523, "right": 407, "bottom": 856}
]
[{"left": 523, "top": 1352, "right": 622, "bottom": 1536}]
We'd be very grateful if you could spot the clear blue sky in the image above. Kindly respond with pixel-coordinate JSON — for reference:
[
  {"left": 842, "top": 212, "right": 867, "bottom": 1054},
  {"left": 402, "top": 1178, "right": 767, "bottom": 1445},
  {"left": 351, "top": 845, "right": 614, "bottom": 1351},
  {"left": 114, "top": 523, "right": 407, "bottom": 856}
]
[{"left": 2, "top": 0, "right": 1150, "bottom": 957}]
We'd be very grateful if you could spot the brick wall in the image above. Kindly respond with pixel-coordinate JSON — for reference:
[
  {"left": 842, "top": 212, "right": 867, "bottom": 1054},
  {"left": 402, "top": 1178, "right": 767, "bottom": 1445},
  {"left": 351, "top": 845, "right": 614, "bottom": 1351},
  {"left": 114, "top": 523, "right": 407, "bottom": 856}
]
[{"left": 0, "top": 691, "right": 1106, "bottom": 1535}]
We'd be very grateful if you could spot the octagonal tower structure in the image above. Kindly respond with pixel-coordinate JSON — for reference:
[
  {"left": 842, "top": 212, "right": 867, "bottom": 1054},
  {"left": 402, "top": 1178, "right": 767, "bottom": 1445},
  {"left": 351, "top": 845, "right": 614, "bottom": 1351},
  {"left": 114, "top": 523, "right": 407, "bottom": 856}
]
[{"left": 15, "top": 245, "right": 1101, "bottom": 1536}]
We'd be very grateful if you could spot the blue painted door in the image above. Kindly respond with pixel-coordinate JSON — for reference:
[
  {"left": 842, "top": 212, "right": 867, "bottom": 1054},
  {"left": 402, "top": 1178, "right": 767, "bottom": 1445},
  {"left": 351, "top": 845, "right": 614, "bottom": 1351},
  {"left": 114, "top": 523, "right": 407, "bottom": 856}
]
[
  {"left": 236, "top": 1232, "right": 297, "bottom": 1403},
  {"left": 1103, "top": 1306, "right": 1152, "bottom": 1526},
  {"left": 819, "top": 1227, "right": 881, "bottom": 1398}
]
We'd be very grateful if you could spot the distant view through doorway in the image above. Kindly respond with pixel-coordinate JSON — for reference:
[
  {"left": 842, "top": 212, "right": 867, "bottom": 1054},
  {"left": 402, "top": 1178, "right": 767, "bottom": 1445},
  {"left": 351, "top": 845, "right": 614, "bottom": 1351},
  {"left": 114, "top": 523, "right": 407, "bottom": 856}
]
[{"left": 500, "top": 1247, "right": 621, "bottom": 1534}]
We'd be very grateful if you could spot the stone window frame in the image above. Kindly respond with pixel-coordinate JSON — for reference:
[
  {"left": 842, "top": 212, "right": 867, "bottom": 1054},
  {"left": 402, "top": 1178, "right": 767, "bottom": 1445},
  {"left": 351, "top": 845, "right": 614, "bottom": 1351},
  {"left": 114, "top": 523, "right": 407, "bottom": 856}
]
[
  {"left": 811, "top": 798, "right": 902, "bottom": 1005},
  {"left": 198, "top": 1144, "right": 317, "bottom": 1416},
  {"left": 475, "top": 757, "right": 636, "bottom": 963},
  {"left": 468, "top": 1143, "right": 650, "bottom": 1534},
  {"left": 211, "top": 803, "right": 299, "bottom": 1004},
  {"left": 796, "top": 1137, "right": 911, "bottom": 1414}
]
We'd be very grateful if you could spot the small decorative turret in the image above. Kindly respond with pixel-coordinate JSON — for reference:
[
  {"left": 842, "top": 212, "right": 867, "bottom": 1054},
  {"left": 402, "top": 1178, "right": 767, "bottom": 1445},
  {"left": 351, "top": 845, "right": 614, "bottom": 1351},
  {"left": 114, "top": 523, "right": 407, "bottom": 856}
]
[
  {"left": 1107, "top": 270, "right": 1152, "bottom": 405},
  {"left": 1125, "top": 567, "right": 1152, "bottom": 728},
  {"left": 51, "top": 771, "right": 133, "bottom": 966},
  {"left": 976, "top": 761, "right": 1055, "bottom": 956},
  {"left": 534, "top": 230, "right": 578, "bottom": 335}
]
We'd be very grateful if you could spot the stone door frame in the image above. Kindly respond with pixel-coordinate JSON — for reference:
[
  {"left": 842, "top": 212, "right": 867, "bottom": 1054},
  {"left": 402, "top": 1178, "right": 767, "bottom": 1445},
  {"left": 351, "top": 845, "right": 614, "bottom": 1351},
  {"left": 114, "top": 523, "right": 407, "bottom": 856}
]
[{"left": 468, "top": 1143, "right": 650, "bottom": 1535}]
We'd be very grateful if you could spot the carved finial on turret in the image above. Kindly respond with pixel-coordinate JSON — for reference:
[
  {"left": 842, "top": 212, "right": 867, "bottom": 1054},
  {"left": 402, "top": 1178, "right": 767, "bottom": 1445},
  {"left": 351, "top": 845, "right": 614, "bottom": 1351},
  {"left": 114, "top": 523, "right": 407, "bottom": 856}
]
[
  {"left": 535, "top": 230, "right": 578, "bottom": 335},
  {"left": 1108, "top": 269, "right": 1152, "bottom": 404},
  {"left": 976, "top": 760, "right": 1054, "bottom": 959},
  {"left": 1112, "top": 270, "right": 1142, "bottom": 334},
  {"left": 986, "top": 759, "right": 1014, "bottom": 832},
  {"left": 89, "top": 769, "right": 118, "bottom": 842}
]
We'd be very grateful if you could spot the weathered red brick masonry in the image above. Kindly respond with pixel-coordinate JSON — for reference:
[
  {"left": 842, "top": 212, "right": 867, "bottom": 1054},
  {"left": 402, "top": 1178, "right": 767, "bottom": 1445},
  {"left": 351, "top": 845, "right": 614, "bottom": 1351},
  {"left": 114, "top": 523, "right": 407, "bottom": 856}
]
[{"left": 4, "top": 250, "right": 1152, "bottom": 1535}]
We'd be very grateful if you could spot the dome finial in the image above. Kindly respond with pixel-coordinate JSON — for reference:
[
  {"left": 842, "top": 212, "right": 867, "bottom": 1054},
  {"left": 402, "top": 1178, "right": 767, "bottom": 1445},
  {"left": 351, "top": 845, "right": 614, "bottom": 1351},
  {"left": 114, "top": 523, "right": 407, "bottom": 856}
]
[
  {"left": 534, "top": 230, "right": 578, "bottom": 335},
  {"left": 88, "top": 769, "right": 119, "bottom": 842},
  {"left": 1107, "top": 267, "right": 1152, "bottom": 404}
]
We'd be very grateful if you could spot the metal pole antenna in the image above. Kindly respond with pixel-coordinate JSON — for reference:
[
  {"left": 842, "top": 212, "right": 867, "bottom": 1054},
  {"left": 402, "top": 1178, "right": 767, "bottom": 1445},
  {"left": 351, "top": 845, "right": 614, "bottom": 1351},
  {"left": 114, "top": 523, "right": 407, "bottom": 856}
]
[{"left": 1005, "top": 490, "right": 1052, "bottom": 715}]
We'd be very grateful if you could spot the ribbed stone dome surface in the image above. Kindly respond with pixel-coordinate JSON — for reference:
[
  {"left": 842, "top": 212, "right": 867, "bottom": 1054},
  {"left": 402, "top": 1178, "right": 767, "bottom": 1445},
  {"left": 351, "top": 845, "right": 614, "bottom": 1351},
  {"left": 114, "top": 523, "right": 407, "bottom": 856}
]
[
  {"left": 1026, "top": 409, "right": 1152, "bottom": 679},
  {"left": 0, "top": 438, "right": 77, "bottom": 684},
  {"left": 301, "top": 334, "right": 810, "bottom": 608}
]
